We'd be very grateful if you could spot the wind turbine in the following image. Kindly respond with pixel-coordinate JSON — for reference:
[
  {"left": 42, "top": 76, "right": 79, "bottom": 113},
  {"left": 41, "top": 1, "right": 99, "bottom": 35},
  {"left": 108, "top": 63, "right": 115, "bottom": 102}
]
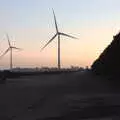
[
  {"left": 41, "top": 9, "right": 78, "bottom": 70},
  {"left": 0, "top": 34, "right": 21, "bottom": 70}
]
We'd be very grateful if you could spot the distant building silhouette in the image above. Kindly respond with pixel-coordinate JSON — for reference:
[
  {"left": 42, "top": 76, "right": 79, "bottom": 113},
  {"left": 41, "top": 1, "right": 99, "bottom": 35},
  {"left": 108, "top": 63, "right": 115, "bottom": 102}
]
[{"left": 92, "top": 32, "right": 120, "bottom": 76}]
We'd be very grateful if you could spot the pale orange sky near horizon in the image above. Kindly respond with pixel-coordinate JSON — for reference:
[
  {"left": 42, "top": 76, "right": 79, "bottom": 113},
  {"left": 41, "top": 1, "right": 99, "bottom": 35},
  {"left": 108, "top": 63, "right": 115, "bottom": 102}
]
[
  {"left": 0, "top": 0, "right": 120, "bottom": 69},
  {"left": 0, "top": 26, "right": 119, "bottom": 69}
]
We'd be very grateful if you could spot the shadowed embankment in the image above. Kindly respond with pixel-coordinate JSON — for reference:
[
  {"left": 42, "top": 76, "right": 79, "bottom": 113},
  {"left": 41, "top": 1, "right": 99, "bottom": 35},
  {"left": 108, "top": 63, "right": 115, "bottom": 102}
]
[{"left": 92, "top": 32, "right": 120, "bottom": 78}]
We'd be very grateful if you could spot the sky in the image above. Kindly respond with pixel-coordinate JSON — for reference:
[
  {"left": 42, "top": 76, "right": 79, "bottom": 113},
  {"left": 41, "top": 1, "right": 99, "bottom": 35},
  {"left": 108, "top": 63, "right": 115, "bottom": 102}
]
[{"left": 0, "top": 0, "right": 120, "bottom": 69}]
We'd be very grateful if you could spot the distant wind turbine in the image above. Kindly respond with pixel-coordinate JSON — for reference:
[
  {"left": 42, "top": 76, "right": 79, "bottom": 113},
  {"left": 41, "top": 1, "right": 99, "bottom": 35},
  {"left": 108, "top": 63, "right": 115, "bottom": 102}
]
[
  {"left": 41, "top": 9, "right": 78, "bottom": 69},
  {"left": 0, "top": 34, "right": 22, "bottom": 70}
]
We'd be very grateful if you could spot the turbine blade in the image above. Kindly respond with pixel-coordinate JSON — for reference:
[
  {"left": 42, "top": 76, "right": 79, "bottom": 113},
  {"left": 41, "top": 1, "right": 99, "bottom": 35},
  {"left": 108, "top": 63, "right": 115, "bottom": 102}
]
[
  {"left": 41, "top": 34, "right": 57, "bottom": 51},
  {"left": 6, "top": 34, "right": 11, "bottom": 47},
  {"left": 12, "top": 46, "right": 22, "bottom": 50},
  {"left": 60, "top": 32, "right": 78, "bottom": 39},
  {"left": 0, "top": 48, "right": 9, "bottom": 58},
  {"left": 52, "top": 9, "right": 58, "bottom": 33}
]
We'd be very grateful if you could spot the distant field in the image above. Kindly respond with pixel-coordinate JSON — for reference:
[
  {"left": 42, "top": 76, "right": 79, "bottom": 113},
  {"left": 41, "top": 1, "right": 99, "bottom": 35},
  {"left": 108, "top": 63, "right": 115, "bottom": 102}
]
[{"left": 0, "top": 69, "right": 84, "bottom": 79}]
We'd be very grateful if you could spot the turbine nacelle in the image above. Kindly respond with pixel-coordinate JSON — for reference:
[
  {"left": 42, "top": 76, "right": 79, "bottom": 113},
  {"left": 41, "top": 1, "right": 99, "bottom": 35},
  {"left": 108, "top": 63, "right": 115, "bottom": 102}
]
[
  {"left": 0, "top": 36, "right": 22, "bottom": 58},
  {"left": 58, "top": 32, "right": 78, "bottom": 39}
]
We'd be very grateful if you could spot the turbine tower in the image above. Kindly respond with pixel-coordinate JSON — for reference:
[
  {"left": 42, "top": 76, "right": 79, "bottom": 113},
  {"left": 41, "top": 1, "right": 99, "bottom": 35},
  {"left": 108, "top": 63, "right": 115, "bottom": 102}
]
[
  {"left": 0, "top": 34, "right": 21, "bottom": 70},
  {"left": 41, "top": 9, "right": 78, "bottom": 69}
]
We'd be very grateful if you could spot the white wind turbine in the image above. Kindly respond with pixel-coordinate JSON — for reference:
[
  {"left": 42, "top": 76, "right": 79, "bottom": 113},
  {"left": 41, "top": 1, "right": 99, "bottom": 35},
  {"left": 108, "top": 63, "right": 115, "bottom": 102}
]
[
  {"left": 41, "top": 9, "right": 78, "bottom": 69},
  {"left": 0, "top": 34, "right": 22, "bottom": 70}
]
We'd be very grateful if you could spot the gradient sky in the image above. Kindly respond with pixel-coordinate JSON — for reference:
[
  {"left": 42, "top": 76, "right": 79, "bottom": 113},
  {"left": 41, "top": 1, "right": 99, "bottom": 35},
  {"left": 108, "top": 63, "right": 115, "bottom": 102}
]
[{"left": 0, "top": 0, "right": 120, "bottom": 69}]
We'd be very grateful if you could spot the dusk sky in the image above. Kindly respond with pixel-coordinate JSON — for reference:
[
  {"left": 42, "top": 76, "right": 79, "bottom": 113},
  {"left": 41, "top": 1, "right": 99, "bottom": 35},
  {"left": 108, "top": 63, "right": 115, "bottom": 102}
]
[{"left": 0, "top": 0, "right": 120, "bottom": 69}]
